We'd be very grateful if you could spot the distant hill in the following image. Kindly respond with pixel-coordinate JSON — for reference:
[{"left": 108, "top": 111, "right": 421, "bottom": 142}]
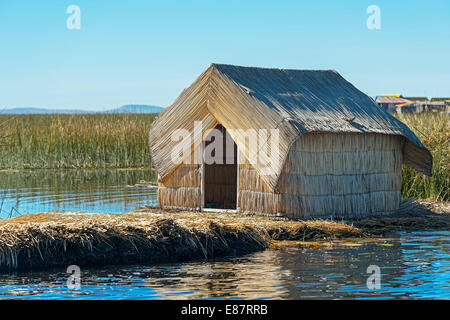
[
  {"left": 106, "top": 105, "right": 164, "bottom": 114},
  {"left": 0, "top": 107, "right": 95, "bottom": 114},
  {"left": 0, "top": 104, "right": 164, "bottom": 114}
]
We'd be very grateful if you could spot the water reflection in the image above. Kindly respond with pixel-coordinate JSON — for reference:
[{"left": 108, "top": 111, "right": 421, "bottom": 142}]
[
  {"left": 0, "top": 232, "right": 448, "bottom": 299},
  {"left": 0, "top": 169, "right": 157, "bottom": 217},
  {"left": 142, "top": 250, "right": 291, "bottom": 299}
]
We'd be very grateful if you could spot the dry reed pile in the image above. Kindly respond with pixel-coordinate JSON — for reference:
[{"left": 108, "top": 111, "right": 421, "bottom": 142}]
[
  {"left": 0, "top": 198, "right": 448, "bottom": 272},
  {"left": 0, "top": 209, "right": 364, "bottom": 272},
  {"left": 354, "top": 198, "right": 450, "bottom": 234}
]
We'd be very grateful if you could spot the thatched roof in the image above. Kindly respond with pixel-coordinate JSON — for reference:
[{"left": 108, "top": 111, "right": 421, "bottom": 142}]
[{"left": 149, "top": 64, "right": 432, "bottom": 190}]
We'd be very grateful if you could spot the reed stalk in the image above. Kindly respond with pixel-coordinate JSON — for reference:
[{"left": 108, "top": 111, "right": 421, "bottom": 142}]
[
  {"left": 396, "top": 112, "right": 449, "bottom": 201},
  {"left": 0, "top": 113, "right": 156, "bottom": 169}
]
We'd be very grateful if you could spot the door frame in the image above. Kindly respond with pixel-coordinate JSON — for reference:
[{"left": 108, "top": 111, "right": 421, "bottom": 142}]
[{"left": 200, "top": 142, "right": 239, "bottom": 212}]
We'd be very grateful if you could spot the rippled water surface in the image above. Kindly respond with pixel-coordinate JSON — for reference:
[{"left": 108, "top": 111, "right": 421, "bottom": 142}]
[
  {"left": 0, "top": 232, "right": 449, "bottom": 299},
  {"left": 0, "top": 169, "right": 157, "bottom": 217}
]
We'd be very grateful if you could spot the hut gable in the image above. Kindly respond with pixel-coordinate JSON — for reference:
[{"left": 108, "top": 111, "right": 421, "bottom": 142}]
[{"left": 149, "top": 64, "right": 432, "bottom": 189}]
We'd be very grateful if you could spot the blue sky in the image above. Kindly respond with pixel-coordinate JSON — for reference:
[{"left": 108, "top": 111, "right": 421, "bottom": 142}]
[{"left": 0, "top": 0, "right": 449, "bottom": 110}]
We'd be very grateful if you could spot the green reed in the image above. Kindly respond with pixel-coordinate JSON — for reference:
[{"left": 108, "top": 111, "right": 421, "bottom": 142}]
[
  {"left": 0, "top": 114, "right": 157, "bottom": 169},
  {"left": 397, "top": 112, "right": 449, "bottom": 201}
]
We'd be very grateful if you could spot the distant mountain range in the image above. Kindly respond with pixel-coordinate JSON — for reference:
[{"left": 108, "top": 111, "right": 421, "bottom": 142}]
[
  {"left": 0, "top": 104, "right": 164, "bottom": 114},
  {"left": 106, "top": 105, "right": 164, "bottom": 113}
]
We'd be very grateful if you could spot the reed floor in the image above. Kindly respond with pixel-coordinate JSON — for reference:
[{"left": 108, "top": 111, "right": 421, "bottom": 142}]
[{"left": 0, "top": 199, "right": 448, "bottom": 272}]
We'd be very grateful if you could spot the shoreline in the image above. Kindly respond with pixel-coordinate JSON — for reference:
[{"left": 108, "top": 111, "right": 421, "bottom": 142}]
[{"left": 0, "top": 199, "right": 448, "bottom": 273}]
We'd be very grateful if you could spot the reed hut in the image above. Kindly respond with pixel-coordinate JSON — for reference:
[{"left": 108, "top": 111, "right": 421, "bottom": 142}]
[{"left": 149, "top": 64, "right": 432, "bottom": 218}]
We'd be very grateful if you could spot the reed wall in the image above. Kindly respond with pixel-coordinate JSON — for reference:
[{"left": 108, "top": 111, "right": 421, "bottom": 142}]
[
  {"left": 157, "top": 163, "right": 201, "bottom": 210},
  {"left": 238, "top": 132, "right": 404, "bottom": 218}
]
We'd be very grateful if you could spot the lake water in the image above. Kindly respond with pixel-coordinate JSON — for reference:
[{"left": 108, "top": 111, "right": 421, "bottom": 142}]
[
  {"left": 0, "top": 169, "right": 157, "bottom": 218},
  {"left": 0, "top": 170, "right": 449, "bottom": 299},
  {"left": 0, "top": 231, "right": 448, "bottom": 299}
]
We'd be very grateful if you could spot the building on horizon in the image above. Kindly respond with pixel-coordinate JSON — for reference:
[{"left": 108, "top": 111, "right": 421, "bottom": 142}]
[
  {"left": 375, "top": 94, "right": 450, "bottom": 114},
  {"left": 375, "top": 95, "right": 413, "bottom": 113}
]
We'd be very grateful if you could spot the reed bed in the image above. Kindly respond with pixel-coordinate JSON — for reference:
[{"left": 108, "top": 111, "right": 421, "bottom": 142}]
[
  {"left": 396, "top": 112, "right": 449, "bottom": 201},
  {"left": 0, "top": 209, "right": 364, "bottom": 272},
  {"left": 354, "top": 198, "right": 450, "bottom": 234},
  {"left": 0, "top": 114, "right": 156, "bottom": 169},
  {"left": 0, "top": 198, "right": 448, "bottom": 272}
]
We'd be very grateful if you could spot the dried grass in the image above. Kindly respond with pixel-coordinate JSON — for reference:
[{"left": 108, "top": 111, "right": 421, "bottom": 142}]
[
  {"left": 0, "top": 209, "right": 363, "bottom": 272},
  {"left": 0, "top": 198, "right": 447, "bottom": 272},
  {"left": 354, "top": 198, "right": 450, "bottom": 234}
]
